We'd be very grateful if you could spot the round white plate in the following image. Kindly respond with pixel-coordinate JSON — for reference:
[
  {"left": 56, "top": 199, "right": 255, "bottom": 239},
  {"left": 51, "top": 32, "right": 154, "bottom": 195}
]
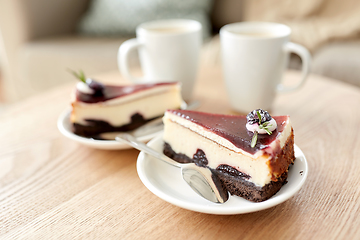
[
  {"left": 137, "top": 135, "right": 308, "bottom": 215},
  {"left": 57, "top": 108, "right": 161, "bottom": 150}
]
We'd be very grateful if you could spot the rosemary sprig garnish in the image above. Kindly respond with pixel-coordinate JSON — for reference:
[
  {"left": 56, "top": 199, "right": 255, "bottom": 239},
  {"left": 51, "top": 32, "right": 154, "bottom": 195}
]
[
  {"left": 251, "top": 131, "right": 258, "bottom": 148},
  {"left": 250, "top": 110, "right": 273, "bottom": 148},
  {"left": 259, "top": 122, "right": 272, "bottom": 135},
  {"left": 68, "top": 69, "right": 86, "bottom": 83}
]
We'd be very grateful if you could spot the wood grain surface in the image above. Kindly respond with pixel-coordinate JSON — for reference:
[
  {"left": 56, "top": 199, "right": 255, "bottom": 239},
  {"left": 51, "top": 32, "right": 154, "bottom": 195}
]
[{"left": 1, "top": 67, "right": 360, "bottom": 239}]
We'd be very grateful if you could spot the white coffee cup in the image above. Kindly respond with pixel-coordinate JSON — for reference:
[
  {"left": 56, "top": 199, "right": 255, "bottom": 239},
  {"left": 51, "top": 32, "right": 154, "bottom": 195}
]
[
  {"left": 118, "top": 19, "right": 202, "bottom": 101},
  {"left": 220, "top": 22, "right": 311, "bottom": 113}
]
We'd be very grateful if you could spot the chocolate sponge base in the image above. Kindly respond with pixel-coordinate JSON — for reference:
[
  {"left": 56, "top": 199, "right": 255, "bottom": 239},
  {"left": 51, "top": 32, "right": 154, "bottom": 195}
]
[
  {"left": 73, "top": 113, "right": 156, "bottom": 138},
  {"left": 216, "top": 169, "right": 288, "bottom": 202}
]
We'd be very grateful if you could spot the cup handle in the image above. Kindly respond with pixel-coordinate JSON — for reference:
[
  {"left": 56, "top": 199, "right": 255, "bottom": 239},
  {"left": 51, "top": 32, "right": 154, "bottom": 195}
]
[
  {"left": 277, "top": 42, "right": 312, "bottom": 92},
  {"left": 118, "top": 38, "right": 143, "bottom": 83}
]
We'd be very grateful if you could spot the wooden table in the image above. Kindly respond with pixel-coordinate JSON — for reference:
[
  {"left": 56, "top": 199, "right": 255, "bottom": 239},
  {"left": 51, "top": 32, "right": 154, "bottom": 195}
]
[{"left": 1, "top": 67, "right": 360, "bottom": 239}]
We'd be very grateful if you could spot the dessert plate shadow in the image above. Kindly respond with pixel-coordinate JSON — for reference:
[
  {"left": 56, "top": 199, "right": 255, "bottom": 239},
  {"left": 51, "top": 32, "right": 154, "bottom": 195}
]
[
  {"left": 57, "top": 108, "right": 161, "bottom": 150},
  {"left": 136, "top": 134, "right": 308, "bottom": 215}
]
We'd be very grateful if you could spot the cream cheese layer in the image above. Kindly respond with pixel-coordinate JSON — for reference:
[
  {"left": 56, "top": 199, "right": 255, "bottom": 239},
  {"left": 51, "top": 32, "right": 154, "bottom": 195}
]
[{"left": 71, "top": 84, "right": 182, "bottom": 126}]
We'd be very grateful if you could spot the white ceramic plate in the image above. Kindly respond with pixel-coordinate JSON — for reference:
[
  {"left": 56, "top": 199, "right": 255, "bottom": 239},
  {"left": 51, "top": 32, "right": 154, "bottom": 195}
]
[
  {"left": 137, "top": 135, "right": 308, "bottom": 215},
  {"left": 57, "top": 108, "right": 162, "bottom": 150}
]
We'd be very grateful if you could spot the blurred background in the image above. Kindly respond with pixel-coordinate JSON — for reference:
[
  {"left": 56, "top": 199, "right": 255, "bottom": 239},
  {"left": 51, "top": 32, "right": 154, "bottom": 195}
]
[{"left": 1, "top": 0, "right": 360, "bottom": 105}]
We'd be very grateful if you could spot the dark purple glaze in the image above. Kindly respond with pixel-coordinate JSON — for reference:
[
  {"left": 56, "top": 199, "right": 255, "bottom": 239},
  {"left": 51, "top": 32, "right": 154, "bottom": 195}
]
[
  {"left": 76, "top": 82, "right": 177, "bottom": 103},
  {"left": 168, "top": 109, "right": 289, "bottom": 155}
]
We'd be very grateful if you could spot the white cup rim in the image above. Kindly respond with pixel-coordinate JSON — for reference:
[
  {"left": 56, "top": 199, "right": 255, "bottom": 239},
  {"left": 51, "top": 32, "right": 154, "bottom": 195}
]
[
  {"left": 220, "top": 21, "right": 291, "bottom": 39},
  {"left": 137, "top": 19, "right": 202, "bottom": 36}
]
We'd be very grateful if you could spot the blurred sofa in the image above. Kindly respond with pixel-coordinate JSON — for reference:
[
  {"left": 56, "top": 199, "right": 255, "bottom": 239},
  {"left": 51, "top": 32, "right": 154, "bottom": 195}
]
[{"left": 1, "top": 0, "right": 360, "bottom": 102}]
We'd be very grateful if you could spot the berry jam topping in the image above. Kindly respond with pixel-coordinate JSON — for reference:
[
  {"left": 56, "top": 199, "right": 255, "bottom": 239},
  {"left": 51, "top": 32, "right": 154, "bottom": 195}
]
[
  {"left": 246, "top": 109, "right": 278, "bottom": 148},
  {"left": 86, "top": 78, "right": 104, "bottom": 93},
  {"left": 69, "top": 69, "right": 104, "bottom": 96},
  {"left": 246, "top": 109, "right": 272, "bottom": 125},
  {"left": 193, "top": 149, "right": 208, "bottom": 167}
]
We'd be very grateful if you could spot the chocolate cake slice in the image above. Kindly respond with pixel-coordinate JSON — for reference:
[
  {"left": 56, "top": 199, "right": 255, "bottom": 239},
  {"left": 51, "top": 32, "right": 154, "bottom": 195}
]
[
  {"left": 71, "top": 79, "right": 182, "bottom": 137},
  {"left": 162, "top": 109, "right": 295, "bottom": 202}
]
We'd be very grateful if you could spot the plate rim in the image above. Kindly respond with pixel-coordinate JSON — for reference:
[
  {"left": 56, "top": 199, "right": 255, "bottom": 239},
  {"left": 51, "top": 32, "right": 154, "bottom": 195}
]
[{"left": 136, "top": 134, "right": 308, "bottom": 215}]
